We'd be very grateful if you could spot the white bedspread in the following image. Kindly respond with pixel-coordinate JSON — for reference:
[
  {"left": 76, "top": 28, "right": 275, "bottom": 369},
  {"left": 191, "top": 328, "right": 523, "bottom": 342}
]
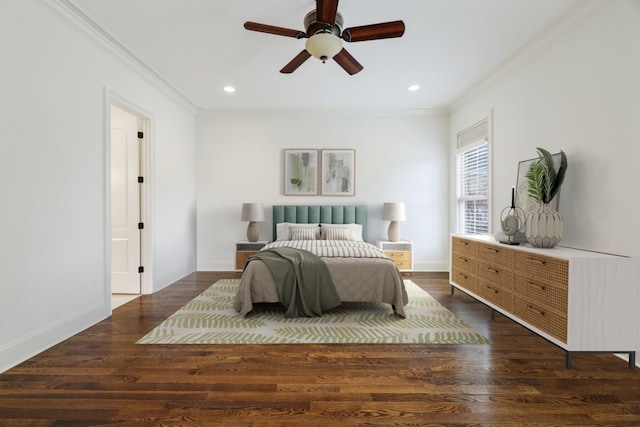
[{"left": 233, "top": 240, "right": 409, "bottom": 317}]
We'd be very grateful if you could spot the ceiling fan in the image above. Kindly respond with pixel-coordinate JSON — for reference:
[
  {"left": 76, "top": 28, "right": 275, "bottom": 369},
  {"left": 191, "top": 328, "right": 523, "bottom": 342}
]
[{"left": 244, "top": 0, "right": 405, "bottom": 75}]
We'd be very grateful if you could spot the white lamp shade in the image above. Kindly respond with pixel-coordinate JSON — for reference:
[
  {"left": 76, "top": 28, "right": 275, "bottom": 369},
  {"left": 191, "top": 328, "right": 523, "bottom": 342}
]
[
  {"left": 305, "top": 33, "right": 343, "bottom": 60},
  {"left": 241, "top": 203, "right": 264, "bottom": 222},
  {"left": 383, "top": 202, "right": 406, "bottom": 221}
]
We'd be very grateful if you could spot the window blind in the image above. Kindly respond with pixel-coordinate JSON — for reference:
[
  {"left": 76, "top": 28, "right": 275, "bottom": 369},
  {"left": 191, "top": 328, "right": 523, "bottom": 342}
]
[{"left": 457, "top": 142, "right": 489, "bottom": 234}]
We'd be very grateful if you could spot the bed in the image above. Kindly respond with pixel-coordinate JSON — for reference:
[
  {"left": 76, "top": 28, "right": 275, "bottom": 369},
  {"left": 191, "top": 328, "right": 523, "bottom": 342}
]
[{"left": 233, "top": 205, "right": 409, "bottom": 317}]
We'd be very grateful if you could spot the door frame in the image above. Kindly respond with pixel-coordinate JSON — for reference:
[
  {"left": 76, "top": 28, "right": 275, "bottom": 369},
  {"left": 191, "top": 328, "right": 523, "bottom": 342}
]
[{"left": 104, "top": 89, "right": 153, "bottom": 314}]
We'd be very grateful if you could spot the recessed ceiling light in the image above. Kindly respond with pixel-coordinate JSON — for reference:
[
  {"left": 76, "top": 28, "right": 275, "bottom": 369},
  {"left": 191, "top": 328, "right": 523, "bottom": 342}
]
[
  {"left": 408, "top": 84, "right": 420, "bottom": 92},
  {"left": 223, "top": 86, "right": 236, "bottom": 93}
]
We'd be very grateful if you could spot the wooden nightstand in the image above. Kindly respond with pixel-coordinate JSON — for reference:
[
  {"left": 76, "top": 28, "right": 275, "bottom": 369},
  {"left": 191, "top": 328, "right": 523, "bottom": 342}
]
[
  {"left": 377, "top": 240, "right": 413, "bottom": 273},
  {"left": 235, "top": 241, "right": 268, "bottom": 271}
]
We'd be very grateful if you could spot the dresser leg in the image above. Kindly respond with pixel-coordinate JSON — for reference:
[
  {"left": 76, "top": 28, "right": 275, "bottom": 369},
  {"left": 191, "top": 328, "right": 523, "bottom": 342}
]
[
  {"left": 491, "top": 309, "right": 496, "bottom": 321},
  {"left": 628, "top": 352, "right": 636, "bottom": 369},
  {"left": 566, "top": 352, "right": 573, "bottom": 369},
  {"left": 450, "top": 285, "right": 455, "bottom": 295}
]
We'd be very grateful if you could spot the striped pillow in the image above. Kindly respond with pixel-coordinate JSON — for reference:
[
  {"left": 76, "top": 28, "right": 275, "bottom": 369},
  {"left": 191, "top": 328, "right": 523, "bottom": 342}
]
[
  {"left": 323, "top": 226, "right": 353, "bottom": 241},
  {"left": 288, "top": 226, "right": 318, "bottom": 240}
]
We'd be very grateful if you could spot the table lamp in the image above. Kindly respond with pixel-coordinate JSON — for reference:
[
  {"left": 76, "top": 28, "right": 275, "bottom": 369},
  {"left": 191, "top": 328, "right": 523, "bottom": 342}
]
[
  {"left": 241, "top": 203, "right": 264, "bottom": 242},
  {"left": 383, "top": 202, "right": 406, "bottom": 242}
]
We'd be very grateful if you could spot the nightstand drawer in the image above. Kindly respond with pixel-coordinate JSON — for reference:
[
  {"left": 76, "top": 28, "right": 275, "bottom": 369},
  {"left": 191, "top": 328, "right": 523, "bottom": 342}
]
[
  {"left": 385, "top": 251, "right": 412, "bottom": 270},
  {"left": 236, "top": 241, "right": 268, "bottom": 270},
  {"left": 236, "top": 251, "right": 257, "bottom": 270},
  {"left": 377, "top": 240, "right": 413, "bottom": 272}
]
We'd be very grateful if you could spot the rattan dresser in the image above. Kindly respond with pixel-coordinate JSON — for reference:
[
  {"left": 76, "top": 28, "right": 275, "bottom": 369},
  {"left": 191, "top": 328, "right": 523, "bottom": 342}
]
[{"left": 450, "top": 234, "right": 638, "bottom": 369}]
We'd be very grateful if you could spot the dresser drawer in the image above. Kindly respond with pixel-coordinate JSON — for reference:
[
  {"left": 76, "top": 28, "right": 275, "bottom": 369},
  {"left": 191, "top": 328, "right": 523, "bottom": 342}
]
[
  {"left": 514, "top": 252, "right": 568, "bottom": 287},
  {"left": 478, "top": 242, "right": 514, "bottom": 266},
  {"left": 452, "top": 252, "right": 477, "bottom": 275},
  {"left": 478, "top": 279, "right": 513, "bottom": 311},
  {"left": 452, "top": 267, "right": 477, "bottom": 293},
  {"left": 478, "top": 260, "right": 514, "bottom": 288},
  {"left": 514, "top": 296, "right": 568, "bottom": 343},
  {"left": 514, "top": 274, "right": 568, "bottom": 315},
  {"left": 452, "top": 237, "right": 478, "bottom": 258}
]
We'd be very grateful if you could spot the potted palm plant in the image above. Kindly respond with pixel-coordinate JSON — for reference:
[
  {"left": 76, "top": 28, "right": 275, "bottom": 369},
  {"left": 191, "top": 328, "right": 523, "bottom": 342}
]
[{"left": 524, "top": 147, "right": 567, "bottom": 248}]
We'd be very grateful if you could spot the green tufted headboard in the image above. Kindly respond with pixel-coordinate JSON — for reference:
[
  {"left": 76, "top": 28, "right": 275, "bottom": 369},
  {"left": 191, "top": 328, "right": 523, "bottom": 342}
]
[{"left": 272, "top": 205, "right": 368, "bottom": 241}]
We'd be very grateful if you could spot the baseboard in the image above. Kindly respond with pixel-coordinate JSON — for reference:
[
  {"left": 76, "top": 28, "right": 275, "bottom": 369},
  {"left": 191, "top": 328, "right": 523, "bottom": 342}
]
[
  {"left": 413, "top": 261, "right": 449, "bottom": 272},
  {"left": 616, "top": 352, "right": 640, "bottom": 369},
  {"left": 0, "top": 303, "right": 106, "bottom": 374}
]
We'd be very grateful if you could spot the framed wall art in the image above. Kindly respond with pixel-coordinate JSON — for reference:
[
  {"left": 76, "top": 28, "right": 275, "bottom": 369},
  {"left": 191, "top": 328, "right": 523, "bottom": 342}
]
[
  {"left": 321, "top": 149, "right": 355, "bottom": 196},
  {"left": 284, "top": 149, "right": 319, "bottom": 195},
  {"left": 515, "top": 152, "right": 563, "bottom": 214}
]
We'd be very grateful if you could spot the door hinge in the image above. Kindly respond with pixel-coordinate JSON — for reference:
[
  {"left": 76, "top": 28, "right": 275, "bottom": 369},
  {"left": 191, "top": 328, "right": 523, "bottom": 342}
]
[
  {"left": 138, "top": 176, "right": 144, "bottom": 183},
  {"left": 138, "top": 266, "right": 144, "bottom": 273},
  {"left": 137, "top": 131, "right": 144, "bottom": 139},
  {"left": 138, "top": 222, "right": 144, "bottom": 230}
]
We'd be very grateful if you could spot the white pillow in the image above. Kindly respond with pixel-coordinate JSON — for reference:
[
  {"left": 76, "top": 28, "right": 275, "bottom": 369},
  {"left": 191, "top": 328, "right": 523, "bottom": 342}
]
[
  {"left": 288, "top": 226, "right": 317, "bottom": 240},
  {"left": 276, "top": 222, "right": 319, "bottom": 241},
  {"left": 320, "top": 223, "right": 364, "bottom": 241},
  {"left": 323, "top": 227, "right": 353, "bottom": 241}
]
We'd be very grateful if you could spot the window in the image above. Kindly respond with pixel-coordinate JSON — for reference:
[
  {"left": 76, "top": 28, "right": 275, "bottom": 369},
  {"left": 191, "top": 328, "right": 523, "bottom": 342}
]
[{"left": 456, "top": 120, "right": 489, "bottom": 234}]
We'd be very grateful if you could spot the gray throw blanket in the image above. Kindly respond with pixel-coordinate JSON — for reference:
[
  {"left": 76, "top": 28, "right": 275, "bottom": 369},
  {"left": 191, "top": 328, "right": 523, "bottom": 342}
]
[{"left": 246, "top": 247, "right": 341, "bottom": 318}]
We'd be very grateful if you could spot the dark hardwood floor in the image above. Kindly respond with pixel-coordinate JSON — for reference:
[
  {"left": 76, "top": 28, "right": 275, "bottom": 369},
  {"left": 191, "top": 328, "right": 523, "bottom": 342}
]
[{"left": 1, "top": 271, "right": 639, "bottom": 426}]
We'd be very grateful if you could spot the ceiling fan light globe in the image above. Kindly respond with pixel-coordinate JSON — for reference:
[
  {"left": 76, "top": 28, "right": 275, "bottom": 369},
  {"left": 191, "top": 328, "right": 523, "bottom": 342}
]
[{"left": 305, "top": 33, "right": 342, "bottom": 61}]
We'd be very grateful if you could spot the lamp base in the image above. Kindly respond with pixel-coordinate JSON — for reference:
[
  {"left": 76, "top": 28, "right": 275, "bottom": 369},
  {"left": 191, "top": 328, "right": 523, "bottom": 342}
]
[
  {"left": 247, "top": 222, "right": 259, "bottom": 242},
  {"left": 387, "top": 221, "right": 401, "bottom": 242}
]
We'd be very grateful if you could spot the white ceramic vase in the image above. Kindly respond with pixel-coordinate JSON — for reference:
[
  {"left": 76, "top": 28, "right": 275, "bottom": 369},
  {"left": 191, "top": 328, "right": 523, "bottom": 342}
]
[{"left": 525, "top": 203, "right": 563, "bottom": 248}]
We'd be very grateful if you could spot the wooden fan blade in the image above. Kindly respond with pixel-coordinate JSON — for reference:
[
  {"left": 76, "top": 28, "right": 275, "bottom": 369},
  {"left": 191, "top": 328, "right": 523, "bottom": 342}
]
[
  {"left": 333, "top": 48, "right": 363, "bottom": 75},
  {"left": 316, "top": 0, "right": 339, "bottom": 25},
  {"left": 280, "top": 50, "right": 312, "bottom": 73},
  {"left": 342, "top": 20, "right": 405, "bottom": 42},
  {"left": 244, "top": 22, "right": 306, "bottom": 39}
]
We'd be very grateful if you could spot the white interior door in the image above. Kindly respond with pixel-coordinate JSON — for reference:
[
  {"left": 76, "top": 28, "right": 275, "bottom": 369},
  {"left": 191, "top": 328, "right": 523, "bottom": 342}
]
[{"left": 111, "top": 105, "right": 141, "bottom": 294}]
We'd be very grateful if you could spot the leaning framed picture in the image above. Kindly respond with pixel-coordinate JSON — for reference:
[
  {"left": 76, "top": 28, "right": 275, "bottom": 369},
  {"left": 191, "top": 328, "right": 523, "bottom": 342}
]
[
  {"left": 515, "top": 152, "right": 563, "bottom": 215},
  {"left": 321, "top": 149, "right": 355, "bottom": 196},
  {"left": 284, "top": 149, "right": 319, "bottom": 195}
]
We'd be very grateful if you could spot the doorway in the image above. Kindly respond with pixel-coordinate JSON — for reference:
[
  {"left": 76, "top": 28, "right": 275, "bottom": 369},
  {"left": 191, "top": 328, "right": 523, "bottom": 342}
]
[{"left": 110, "top": 103, "right": 146, "bottom": 307}]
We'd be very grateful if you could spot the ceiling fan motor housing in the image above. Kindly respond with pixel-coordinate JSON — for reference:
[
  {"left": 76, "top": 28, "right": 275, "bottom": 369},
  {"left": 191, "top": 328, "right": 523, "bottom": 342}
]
[{"left": 304, "top": 10, "right": 343, "bottom": 36}]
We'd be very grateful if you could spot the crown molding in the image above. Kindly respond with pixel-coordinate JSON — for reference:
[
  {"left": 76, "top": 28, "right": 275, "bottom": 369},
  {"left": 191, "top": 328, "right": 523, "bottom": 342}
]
[
  {"left": 197, "top": 107, "right": 449, "bottom": 119},
  {"left": 33, "top": 0, "right": 197, "bottom": 114},
  {"left": 449, "top": 0, "right": 607, "bottom": 112}
]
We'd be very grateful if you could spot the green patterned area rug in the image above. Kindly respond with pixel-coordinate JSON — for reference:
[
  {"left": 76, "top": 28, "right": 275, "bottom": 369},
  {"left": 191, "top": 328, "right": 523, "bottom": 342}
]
[{"left": 137, "top": 279, "right": 490, "bottom": 345}]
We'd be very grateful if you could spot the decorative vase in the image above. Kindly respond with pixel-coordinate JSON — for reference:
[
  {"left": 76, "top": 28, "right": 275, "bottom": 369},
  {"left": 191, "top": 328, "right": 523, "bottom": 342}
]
[{"left": 525, "top": 203, "right": 563, "bottom": 248}]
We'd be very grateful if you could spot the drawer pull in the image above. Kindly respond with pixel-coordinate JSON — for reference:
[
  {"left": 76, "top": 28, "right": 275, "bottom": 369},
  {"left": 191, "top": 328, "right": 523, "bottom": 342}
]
[
  {"left": 457, "top": 257, "right": 468, "bottom": 262},
  {"left": 526, "top": 304, "right": 545, "bottom": 316},
  {"left": 526, "top": 257, "right": 546, "bottom": 266},
  {"left": 458, "top": 273, "right": 468, "bottom": 279},
  {"left": 527, "top": 281, "right": 546, "bottom": 291},
  {"left": 485, "top": 247, "right": 499, "bottom": 253},
  {"left": 486, "top": 286, "right": 498, "bottom": 294},
  {"left": 485, "top": 267, "right": 499, "bottom": 274}
]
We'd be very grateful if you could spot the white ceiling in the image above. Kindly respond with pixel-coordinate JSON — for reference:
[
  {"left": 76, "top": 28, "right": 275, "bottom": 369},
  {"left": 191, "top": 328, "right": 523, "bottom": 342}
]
[{"left": 69, "top": 0, "right": 582, "bottom": 110}]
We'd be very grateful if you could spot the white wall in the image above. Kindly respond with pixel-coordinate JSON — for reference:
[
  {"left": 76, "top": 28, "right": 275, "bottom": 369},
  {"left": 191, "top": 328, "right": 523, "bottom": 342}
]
[
  {"left": 0, "top": 0, "right": 197, "bottom": 372},
  {"left": 450, "top": 0, "right": 640, "bottom": 257},
  {"left": 196, "top": 109, "right": 450, "bottom": 271}
]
